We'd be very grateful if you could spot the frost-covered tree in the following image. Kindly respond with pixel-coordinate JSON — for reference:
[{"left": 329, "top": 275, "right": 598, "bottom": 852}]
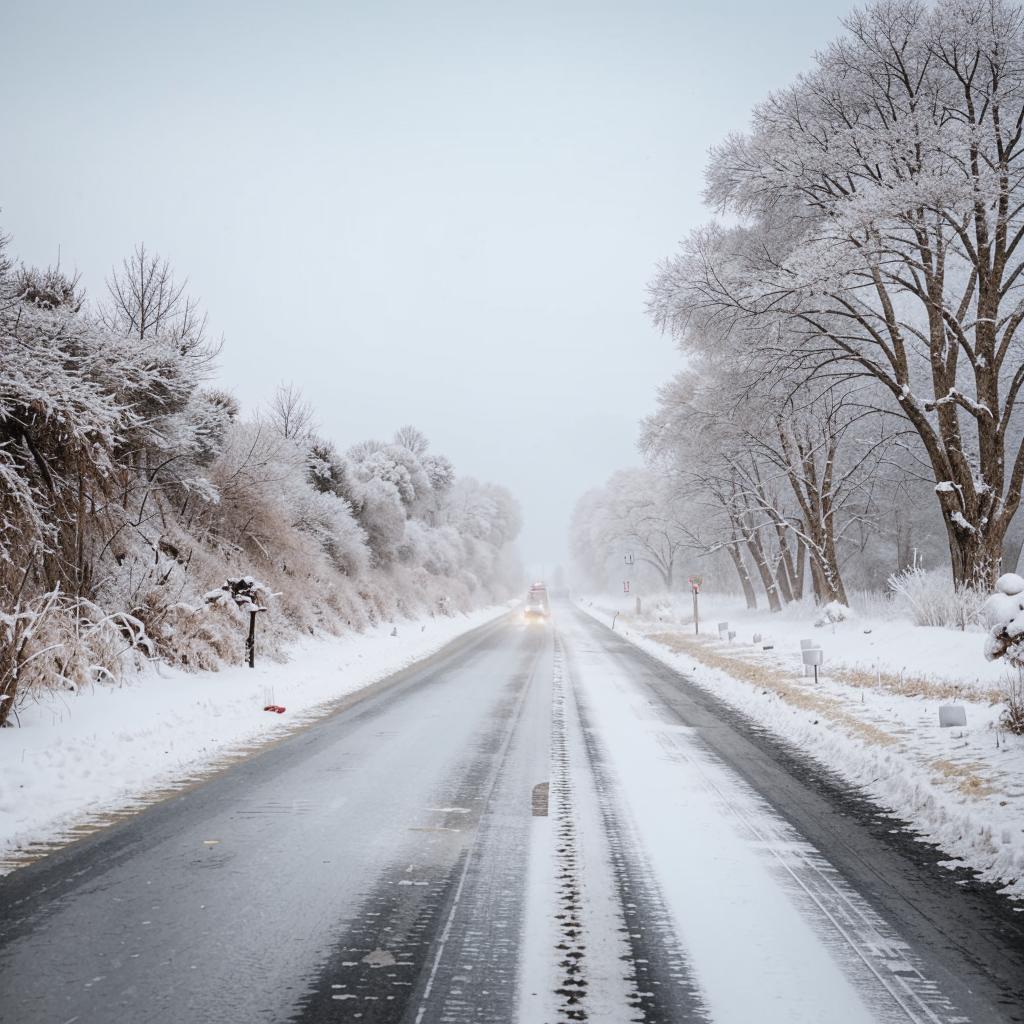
[
  {"left": 101, "top": 243, "right": 211, "bottom": 356},
  {"left": 569, "top": 468, "right": 697, "bottom": 592},
  {"left": 0, "top": 228, "right": 522, "bottom": 720},
  {"left": 650, "top": 0, "right": 1024, "bottom": 588},
  {"left": 267, "top": 383, "right": 317, "bottom": 442}
]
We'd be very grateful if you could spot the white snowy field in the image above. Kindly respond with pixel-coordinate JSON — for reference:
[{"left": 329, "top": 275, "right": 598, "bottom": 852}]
[
  {"left": 580, "top": 592, "right": 1024, "bottom": 899},
  {"left": 0, "top": 605, "right": 511, "bottom": 871}
]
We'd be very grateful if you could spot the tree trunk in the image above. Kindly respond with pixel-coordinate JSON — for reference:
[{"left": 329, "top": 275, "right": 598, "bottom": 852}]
[
  {"left": 944, "top": 519, "right": 1005, "bottom": 591},
  {"left": 774, "top": 551, "right": 794, "bottom": 604},
  {"left": 793, "top": 534, "right": 806, "bottom": 600},
  {"left": 809, "top": 556, "right": 827, "bottom": 603},
  {"left": 817, "top": 530, "right": 848, "bottom": 605},
  {"left": 746, "top": 530, "right": 782, "bottom": 612},
  {"left": 1004, "top": 526, "right": 1024, "bottom": 576},
  {"left": 772, "top": 521, "right": 798, "bottom": 603},
  {"left": 727, "top": 542, "right": 758, "bottom": 609}
]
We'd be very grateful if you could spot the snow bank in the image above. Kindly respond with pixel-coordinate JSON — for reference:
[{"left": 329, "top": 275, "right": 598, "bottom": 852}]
[
  {"left": 593, "top": 591, "right": 1008, "bottom": 697},
  {"left": 0, "top": 605, "right": 510, "bottom": 871}
]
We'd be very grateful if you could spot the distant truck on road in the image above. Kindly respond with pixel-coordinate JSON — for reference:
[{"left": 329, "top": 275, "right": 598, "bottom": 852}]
[{"left": 523, "top": 582, "right": 550, "bottom": 623}]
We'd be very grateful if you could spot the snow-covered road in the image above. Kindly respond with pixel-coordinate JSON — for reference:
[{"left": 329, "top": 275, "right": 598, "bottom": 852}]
[
  {"left": 549, "top": 612, "right": 970, "bottom": 1024},
  {"left": 1, "top": 605, "right": 1021, "bottom": 1023}
]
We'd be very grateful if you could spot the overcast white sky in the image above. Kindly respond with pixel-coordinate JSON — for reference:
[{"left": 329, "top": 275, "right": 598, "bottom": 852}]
[{"left": 2, "top": 0, "right": 855, "bottom": 571}]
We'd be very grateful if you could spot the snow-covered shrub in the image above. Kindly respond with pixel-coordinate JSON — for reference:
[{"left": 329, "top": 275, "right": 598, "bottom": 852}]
[
  {"left": 848, "top": 588, "right": 895, "bottom": 619},
  {"left": 0, "top": 593, "right": 141, "bottom": 725},
  {"left": 1002, "top": 676, "right": 1024, "bottom": 736},
  {"left": 981, "top": 575, "right": 1024, "bottom": 735},
  {"left": 814, "top": 601, "right": 851, "bottom": 627},
  {"left": 888, "top": 567, "right": 985, "bottom": 630},
  {"left": 981, "top": 574, "right": 1024, "bottom": 663}
]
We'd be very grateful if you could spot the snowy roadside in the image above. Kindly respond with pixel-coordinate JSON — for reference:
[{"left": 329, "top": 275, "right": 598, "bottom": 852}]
[
  {"left": 0, "top": 605, "right": 511, "bottom": 872},
  {"left": 596, "top": 591, "right": 1009, "bottom": 698},
  {"left": 559, "top": 612, "right": 963, "bottom": 1023},
  {"left": 578, "top": 596, "right": 1024, "bottom": 900}
]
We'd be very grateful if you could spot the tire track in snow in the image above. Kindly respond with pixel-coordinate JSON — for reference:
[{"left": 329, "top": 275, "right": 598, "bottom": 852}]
[
  {"left": 409, "top": 638, "right": 547, "bottom": 1024},
  {"left": 555, "top": 635, "right": 711, "bottom": 1024},
  {"left": 549, "top": 641, "right": 590, "bottom": 1021},
  {"left": 652, "top": 729, "right": 967, "bottom": 1024},
  {"left": 290, "top": 629, "right": 546, "bottom": 1024}
]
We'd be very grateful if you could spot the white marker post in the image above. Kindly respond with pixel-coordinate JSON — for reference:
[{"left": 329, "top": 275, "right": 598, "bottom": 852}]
[
  {"left": 688, "top": 575, "right": 703, "bottom": 635},
  {"left": 624, "top": 552, "right": 638, "bottom": 614},
  {"left": 802, "top": 646, "right": 823, "bottom": 685}
]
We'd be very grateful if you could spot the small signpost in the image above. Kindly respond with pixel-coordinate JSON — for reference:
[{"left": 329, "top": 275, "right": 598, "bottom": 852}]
[
  {"left": 688, "top": 575, "right": 703, "bottom": 634},
  {"left": 205, "top": 576, "right": 270, "bottom": 668}
]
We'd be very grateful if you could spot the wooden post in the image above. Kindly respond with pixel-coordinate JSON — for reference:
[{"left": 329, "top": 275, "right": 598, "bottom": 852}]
[
  {"left": 246, "top": 610, "right": 257, "bottom": 668},
  {"left": 692, "top": 589, "right": 699, "bottom": 635}
]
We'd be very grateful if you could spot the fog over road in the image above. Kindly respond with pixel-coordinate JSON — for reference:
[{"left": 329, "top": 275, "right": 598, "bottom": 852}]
[{"left": 2, "top": 606, "right": 1023, "bottom": 1023}]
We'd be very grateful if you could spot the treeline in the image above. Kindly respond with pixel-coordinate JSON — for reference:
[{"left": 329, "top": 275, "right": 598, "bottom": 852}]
[
  {"left": 573, "top": 0, "right": 1024, "bottom": 607},
  {"left": 0, "top": 235, "right": 520, "bottom": 724}
]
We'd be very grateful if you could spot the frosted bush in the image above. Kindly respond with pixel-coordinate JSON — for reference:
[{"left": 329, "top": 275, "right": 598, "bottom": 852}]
[
  {"left": 814, "top": 601, "right": 851, "bottom": 627},
  {"left": 888, "top": 567, "right": 985, "bottom": 630},
  {"left": 980, "top": 575, "right": 1024, "bottom": 735},
  {"left": 848, "top": 588, "right": 895, "bottom": 619},
  {"left": 981, "top": 574, "right": 1024, "bottom": 665},
  {"left": 0, "top": 593, "right": 145, "bottom": 726}
]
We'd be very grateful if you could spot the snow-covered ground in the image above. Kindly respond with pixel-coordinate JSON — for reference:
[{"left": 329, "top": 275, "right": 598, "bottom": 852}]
[
  {"left": 579, "top": 592, "right": 1024, "bottom": 900},
  {"left": 0, "top": 605, "right": 510, "bottom": 871}
]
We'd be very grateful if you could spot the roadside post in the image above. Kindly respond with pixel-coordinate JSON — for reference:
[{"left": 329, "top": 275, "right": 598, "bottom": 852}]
[
  {"left": 205, "top": 576, "right": 269, "bottom": 669},
  {"left": 800, "top": 639, "right": 814, "bottom": 677},
  {"left": 688, "top": 575, "right": 703, "bottom": 634},
  {"left": 802, "top": 645, "right": 823, "bottom": 684},
  {"left": 624, "top": 552, "right": 639, "bottom": 614},
  {"left": 246, "top": 610, "right": 258, "bottom": 668}
]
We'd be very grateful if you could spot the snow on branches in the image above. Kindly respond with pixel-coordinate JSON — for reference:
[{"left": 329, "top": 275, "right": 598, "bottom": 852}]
[
  {"left": 0, "top": 232, "right": 522, "bottom": 719},
  {"left": 649, "top": 0, "right": 1024, "bottom": 589}
]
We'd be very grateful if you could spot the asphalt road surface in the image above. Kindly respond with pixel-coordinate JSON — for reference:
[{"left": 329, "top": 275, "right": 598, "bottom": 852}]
[{"left": 1, "top": 605, "right": 1022, "bottom": 1023}]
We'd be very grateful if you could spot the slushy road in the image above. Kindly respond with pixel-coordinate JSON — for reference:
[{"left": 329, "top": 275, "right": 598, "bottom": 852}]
[{"left": 1, "top": 605, "right": 1022, "bottom": 1023}]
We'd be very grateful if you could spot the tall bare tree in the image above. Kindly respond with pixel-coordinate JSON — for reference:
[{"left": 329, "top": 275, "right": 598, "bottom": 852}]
[
  {"left": 268, "top": 382, "right": 318, "bottom": 442},
  {"left": 650, "top": 0, "right": 1024, "bottom": 588}
]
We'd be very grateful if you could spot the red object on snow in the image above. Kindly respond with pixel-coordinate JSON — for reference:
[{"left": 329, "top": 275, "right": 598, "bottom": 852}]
[{"left": 263, "top": 705, "right": 287, "bottom": 714}]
